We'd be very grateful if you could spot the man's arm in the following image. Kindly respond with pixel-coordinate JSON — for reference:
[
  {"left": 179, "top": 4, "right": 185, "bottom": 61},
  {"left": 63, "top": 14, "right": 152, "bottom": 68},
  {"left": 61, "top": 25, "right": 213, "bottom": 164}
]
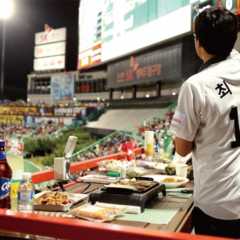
[{"left": 174, "top": 137, "right": 193, "bottom": 157}]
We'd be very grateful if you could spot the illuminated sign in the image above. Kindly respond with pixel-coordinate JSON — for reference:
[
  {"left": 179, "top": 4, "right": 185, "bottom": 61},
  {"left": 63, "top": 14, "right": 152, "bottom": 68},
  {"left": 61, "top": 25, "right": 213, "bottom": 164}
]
[
  {"left": 34, "top": 56, "right": 65, "bottom": 71},
  {"left": 79, "top": 0, "right": 192, "bottom": 68},
  {"left": 107, "top": 43, "right": 182, "bottom": 88},
  {"left": 78, "top": 42, "right": 102, "bottom": 68},
  {"left": 35, "top": 28, "right": 66, "bottom": 45},
  {"left": 116, "top": 56, "right": 161, "bottom": 83},
  {"left": 34, "top": 42, "right": 66, "bottom": 58},
  {"left": 33, "top": 27, "right": 66, "bottom": 71}
]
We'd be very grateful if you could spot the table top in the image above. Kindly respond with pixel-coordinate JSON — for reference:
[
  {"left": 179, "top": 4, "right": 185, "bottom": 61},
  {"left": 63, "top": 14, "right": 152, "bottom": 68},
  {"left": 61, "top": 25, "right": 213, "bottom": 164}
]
[
  {"left": 64, "top": 181, "right": 193, "bottom": 231},
  {"left": 0, "top": 180, "right": 193, "bottom": 240}
]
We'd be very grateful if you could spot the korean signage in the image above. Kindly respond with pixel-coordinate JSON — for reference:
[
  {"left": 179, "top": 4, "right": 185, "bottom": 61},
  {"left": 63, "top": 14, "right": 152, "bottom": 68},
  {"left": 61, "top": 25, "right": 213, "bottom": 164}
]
[
  {"left": 35, "top": 28, "right": 66, "bottom": 45},
  {"left": 107, "top": 44, "right": 182, "bottom": 89},
  {"left": 34, "top": 42, "right": 66, "bottom": 58},
  {"left": 34, "top": 56, "right": 65, "bottom": 71},
  {"left": 33, "top": 27, "right": 66, "bottom": 71}
]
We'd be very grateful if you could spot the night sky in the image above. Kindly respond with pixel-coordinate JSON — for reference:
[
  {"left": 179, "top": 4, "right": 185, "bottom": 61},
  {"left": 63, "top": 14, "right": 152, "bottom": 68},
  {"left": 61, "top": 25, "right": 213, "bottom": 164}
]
[{"left": 0, "top": 0, "right": 79, "bottom": 101}]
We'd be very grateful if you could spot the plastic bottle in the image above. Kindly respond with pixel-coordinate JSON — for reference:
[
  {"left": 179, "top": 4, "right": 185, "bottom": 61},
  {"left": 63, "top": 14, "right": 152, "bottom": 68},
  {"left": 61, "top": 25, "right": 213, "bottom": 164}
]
[
  {"left": 10, "top": 171, "right": 21, "bottom": 211},
  {"left": 0, "top": 150, "right": 12, "bottom": 209},
  {"left": 18, "top": 172, "right": 34, "bottom": 211},
  {"left": 163, "top": 130, "right": 174, "bottom": 160}
]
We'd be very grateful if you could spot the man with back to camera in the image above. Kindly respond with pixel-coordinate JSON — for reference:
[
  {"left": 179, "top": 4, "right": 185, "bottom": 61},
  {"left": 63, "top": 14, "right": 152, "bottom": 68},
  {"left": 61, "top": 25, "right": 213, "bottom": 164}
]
[{"left": 170, "top": 7, "right": 240, "bottom": 238}]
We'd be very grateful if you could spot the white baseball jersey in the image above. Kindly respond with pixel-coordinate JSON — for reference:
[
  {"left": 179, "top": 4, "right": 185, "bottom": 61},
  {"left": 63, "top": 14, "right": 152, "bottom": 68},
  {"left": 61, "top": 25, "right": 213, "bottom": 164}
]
[{"left": 171, "top": 50, "right": 240, "bottom": 220}]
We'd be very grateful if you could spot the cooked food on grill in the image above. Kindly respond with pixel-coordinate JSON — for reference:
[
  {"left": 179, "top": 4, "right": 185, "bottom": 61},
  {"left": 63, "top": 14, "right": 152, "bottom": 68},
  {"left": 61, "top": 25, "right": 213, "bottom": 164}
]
[
  {"left": 34, "top": 192, "right": 71, "bottom": 206},
  {"left": 106, "top": 178, "right": 155, "bottom": 192}
]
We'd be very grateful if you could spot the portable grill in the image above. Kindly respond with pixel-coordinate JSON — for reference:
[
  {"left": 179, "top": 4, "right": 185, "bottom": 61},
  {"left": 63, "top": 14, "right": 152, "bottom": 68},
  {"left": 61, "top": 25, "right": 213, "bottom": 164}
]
[{"left": 89, "top": 177, "right": 166, "bottom": 212}]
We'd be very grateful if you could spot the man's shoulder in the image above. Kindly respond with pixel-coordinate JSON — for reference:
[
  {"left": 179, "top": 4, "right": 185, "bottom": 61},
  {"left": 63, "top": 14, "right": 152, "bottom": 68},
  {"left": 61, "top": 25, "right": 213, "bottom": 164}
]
[
  {"left": 183, "top": 72, "right": 205, "bottom": 89},
  {"left": 184, "top": 69, "right": 219, "bottom": 87}
]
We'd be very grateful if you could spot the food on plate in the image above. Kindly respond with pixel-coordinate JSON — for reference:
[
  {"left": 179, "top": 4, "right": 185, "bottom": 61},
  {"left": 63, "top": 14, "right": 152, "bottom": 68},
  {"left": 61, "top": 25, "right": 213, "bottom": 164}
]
[
  {"left": 165, "top": 165, "right": 176, "bottom": 175},
  {"left": 162, "top": 177, "right": 184, "bottom": 183},
  {"left": 126, "top": 166, "right": 147, "bottom": 178},
  {"left": 34, "top": 192, "right": 71, "bottom": 206},
  {"left": 71, "top": 204, "right": 122, "bottom": 221},
  {"left": 98, "top": 160, "right": 123, "bottom": 172}
]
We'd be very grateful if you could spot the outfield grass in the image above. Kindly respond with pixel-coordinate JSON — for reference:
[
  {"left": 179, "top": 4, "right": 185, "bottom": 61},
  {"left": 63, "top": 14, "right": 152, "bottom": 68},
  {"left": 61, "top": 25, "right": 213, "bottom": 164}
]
[{"left": 24, "top": 127, "right": 96, "bottom": 168}]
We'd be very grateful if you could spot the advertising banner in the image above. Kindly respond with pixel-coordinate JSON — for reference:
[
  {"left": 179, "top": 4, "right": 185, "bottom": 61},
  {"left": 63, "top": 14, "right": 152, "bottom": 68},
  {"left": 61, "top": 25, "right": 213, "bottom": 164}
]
[
  {"left": 107, "top": 44, "right": 182, "bottom": 89},
  {"left": 51, "top": 73, "right": 75, "bottom": 102},
  {"left": 78, "top": 42, "right": 102, "bottom": 68},
  {"left": 54, "top": 107, "right": 85, "bottom": 116},
  {"left": 35, "top": 28, "right": 66, "bottom": 45},
  {"left": 0, "top": 107, "right": 37, "bottom": 115},
  {"left": 34, "top": 56, "right": 65, "bottom": 71},
  {"left": 33, "top": 27, "right": 66, "bottom": 72},
  {"left": 0, "top": 115, "right": 24, "bottom": 125},
  {"left": 34, "top": 42, "right": 66, "bottom": 58}
]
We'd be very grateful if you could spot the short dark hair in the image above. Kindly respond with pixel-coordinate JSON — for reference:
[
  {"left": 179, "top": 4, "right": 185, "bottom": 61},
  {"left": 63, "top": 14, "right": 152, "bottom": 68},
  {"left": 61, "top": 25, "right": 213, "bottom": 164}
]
[{"left": 194, "top": 7, "right": 238, "bottom": 58}]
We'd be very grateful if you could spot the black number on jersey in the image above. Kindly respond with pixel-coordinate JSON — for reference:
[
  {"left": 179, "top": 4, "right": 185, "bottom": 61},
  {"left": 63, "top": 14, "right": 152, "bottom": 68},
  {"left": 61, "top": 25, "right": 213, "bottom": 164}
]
[{"left": 230, "top": 107, "right": 240, "bottom": 148}]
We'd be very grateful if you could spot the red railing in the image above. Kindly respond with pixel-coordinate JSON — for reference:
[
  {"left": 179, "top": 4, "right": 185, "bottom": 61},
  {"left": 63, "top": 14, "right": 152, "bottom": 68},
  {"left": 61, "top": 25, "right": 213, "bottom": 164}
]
[
  {"left": 0, "top": 209, "right": 231, "bottom": 240},
  {"left": 32, "top": 148, "right": 142, "bottom": 184}
]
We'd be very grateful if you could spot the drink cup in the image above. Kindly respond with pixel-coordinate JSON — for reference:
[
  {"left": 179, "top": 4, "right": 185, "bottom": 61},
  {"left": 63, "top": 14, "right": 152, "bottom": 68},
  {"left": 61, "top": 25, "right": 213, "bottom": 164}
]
[
  {"left": 175, "top": 163, "right": 188, "bottom": 178},
  {"left": 146, "top": 143, "right": 154, "bottom": 156},
  {"left": 144, "top": 131, "right": 154, "bottom": 157}
]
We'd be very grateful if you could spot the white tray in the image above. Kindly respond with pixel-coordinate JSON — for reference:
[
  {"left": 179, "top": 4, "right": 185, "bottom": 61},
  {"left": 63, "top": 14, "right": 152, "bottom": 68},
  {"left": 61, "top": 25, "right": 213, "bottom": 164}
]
[{"left": 33, "top": 192, "right": 88, "bottom": 212}]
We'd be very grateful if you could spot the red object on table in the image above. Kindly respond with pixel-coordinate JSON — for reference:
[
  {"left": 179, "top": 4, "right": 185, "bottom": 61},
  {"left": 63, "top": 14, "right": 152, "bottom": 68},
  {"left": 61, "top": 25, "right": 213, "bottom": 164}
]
[{"left": 121, "top": 140, "right": 137, "bottom": 160}]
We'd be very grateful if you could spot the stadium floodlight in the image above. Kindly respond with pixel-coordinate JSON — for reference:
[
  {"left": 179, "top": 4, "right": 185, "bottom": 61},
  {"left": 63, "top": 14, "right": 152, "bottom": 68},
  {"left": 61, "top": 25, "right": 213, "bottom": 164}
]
[
  {"left": 0, "top": 0, "right": 14, "bottom": 20},
  {"left": 0, "top": 0, "right": 14, "bottom": 98}
]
